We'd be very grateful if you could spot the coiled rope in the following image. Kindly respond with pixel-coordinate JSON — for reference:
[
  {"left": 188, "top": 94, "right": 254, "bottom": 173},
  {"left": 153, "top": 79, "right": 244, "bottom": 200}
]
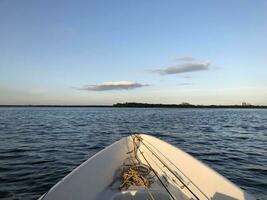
[
  {"left": 119, "top": 164, "right": 154, "bottom": 191},
  {"left": 119, "top": 136, "right": 155, "bottom": 191}
]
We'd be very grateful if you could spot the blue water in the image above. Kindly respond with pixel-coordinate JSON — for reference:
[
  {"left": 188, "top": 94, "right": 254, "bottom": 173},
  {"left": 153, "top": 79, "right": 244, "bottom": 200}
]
[{"left": 0, "top": 107, "right": 266, "bottom": 200}]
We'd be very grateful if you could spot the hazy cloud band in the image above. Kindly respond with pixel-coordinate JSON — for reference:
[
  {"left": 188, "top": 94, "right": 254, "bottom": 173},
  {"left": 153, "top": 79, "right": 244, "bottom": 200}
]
[
  {"left": 80, "top": 81, "right": 149, "bottom": 91},
  {"left": 155, "top": 62, "right": 210, "bottom": 75},
  {"left": 175, "top": 56, "right": 195, "bottom": 61}
]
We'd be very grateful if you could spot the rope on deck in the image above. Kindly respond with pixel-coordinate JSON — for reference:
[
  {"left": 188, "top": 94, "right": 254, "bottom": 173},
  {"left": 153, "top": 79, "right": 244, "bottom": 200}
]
[
  {"left": 119, "top": 136, "right": 155, "bottom": 191},
  {"left": 119, "top": 164, "right": 154, "bottom": 191}
]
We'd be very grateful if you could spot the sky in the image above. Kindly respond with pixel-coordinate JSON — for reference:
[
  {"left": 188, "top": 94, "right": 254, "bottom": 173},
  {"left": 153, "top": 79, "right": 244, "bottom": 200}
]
[{"left": 0, "top": 0, "right": 267, "bottom": 105}]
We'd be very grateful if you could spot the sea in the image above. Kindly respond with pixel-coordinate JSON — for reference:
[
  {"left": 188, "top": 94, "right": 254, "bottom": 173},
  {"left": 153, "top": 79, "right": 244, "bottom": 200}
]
[{"left": 0, "top": 107, "right": 266, "bottom": 200}]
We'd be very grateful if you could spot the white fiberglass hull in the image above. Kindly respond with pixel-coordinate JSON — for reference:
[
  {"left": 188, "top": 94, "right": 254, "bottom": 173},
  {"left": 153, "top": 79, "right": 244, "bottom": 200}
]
[{"left": 38, "top": 134, "right": 255, "bottom": 200}]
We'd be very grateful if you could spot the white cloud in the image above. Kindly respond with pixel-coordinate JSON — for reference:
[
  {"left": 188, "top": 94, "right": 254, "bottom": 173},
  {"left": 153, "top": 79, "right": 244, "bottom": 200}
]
[
  {"left": 154, "top": 62, "right": 210, "bottom": 75},
  {"left": 175, "top": 56, "right": 195, "bottom": 61},
  {"left": 80, "top": 81, "right": 149, "bottom": 91}
]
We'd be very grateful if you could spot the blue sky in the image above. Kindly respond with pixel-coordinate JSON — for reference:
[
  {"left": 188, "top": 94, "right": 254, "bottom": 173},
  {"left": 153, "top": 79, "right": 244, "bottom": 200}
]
[{"left": 0, "top": 0, "right": 267, "bottom": 105}]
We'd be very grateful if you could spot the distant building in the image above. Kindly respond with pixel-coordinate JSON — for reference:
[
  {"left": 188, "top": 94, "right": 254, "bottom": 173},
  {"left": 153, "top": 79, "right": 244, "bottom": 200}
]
[
  {"left": 242, "top": 102, "right": 247, "bottom": 106},
  {"left": 242, "top": 102, "right": 252, "bottom": 106},
  {"left": 181, "top": 102, "right": 191, "bottom": 106}
]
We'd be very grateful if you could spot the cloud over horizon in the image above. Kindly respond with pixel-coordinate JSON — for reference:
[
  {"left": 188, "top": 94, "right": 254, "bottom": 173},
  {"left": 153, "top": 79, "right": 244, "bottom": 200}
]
[
  {"left": 80, "top": 81, "right": 149, "bottom": 91},
  {"left": 175, "top": 56, "right": 195, "bottom": 61},
  {"left": 154, "top": 62, "right": 210, "bottom": 75}
]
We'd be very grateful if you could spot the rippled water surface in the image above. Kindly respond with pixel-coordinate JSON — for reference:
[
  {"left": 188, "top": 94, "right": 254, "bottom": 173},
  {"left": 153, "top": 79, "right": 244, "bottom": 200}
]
[{"left": 0, "top": 107, "right": 266, "bottom": 200}]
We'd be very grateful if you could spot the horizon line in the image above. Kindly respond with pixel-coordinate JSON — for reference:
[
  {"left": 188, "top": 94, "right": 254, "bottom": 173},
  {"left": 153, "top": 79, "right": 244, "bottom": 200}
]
[{"left": 0, "top": 102, "right": 267, "bottom": 108}]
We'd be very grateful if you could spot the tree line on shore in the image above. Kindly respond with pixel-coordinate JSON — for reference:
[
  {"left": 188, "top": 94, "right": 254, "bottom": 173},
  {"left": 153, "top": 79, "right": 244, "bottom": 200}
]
[{"left": 113, "top": 102, "right": 267, "bottom": 108}]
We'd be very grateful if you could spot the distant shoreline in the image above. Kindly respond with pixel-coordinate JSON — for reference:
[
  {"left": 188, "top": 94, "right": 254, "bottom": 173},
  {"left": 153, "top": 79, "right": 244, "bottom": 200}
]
[
  {"left": 0, "top": 105, "right": 112, "bottom": 107},
  {"left": 0, "top": 102, "right": 267, "bottom": 108},
  {"left": 113, "top": 102, "right": 267, "bottom": 108}
]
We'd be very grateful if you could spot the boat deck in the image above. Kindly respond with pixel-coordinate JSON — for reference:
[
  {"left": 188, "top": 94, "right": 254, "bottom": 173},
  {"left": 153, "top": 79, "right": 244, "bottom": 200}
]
[{"left": 38, "top": 134, "right": 255, "bottom": 200}]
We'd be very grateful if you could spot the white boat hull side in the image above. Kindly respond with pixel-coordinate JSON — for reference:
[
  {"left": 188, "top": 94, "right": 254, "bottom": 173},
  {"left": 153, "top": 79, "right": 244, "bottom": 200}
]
[
  {"left": 138, "top": 134, "right": 255, "bottom": 200},
  {"left": 39, "top": 134, "right": 255, "bottom": 200},
  {"left": 39, "top": 136, "right": 133, "bottom": 200}
]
